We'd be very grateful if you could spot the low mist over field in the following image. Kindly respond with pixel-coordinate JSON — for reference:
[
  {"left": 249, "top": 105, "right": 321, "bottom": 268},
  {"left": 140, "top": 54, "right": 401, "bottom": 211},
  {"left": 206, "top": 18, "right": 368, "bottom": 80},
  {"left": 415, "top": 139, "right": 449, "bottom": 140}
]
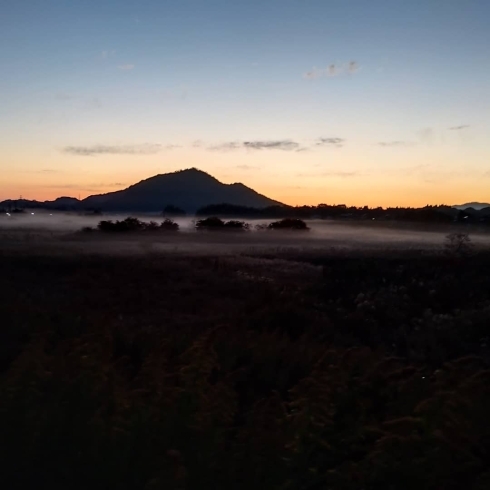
[{"left": 1, "top": 210, "right": 489, "bottom": 256}]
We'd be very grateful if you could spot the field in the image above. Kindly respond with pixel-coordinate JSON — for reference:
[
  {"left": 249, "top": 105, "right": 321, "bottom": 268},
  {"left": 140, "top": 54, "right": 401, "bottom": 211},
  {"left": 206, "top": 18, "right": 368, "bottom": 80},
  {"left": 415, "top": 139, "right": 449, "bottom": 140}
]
[{"left": 1, "top": 219, "right": 490, "bottom": 489}]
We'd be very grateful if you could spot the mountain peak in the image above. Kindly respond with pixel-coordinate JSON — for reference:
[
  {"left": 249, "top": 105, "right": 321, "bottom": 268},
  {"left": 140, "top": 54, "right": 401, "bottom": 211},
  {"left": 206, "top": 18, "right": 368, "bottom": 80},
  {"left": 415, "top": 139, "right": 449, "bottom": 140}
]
[{"left": 81, "top": 168, "right": 282, "bottom": 212}]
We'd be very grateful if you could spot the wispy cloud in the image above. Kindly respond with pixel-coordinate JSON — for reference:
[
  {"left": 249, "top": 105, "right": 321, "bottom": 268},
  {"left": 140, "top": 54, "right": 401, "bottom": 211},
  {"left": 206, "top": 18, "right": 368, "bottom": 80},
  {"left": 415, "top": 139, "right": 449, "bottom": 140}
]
[
  {"left": 304, "top": 67, "right": 323, "bottom": 80},
  {"left": 347, "top": 61, "right": 359, "bottom": 74},
  {"left": 207, "top": 140, "right": 300, "bottom": 152},
  {"left": 48, "top": 182, "right": 127, "bottom": 193},
  {"left": 316, "top": 137, "right": 345, "bottom": 148},
  {"left": 55, "top": 92, "right": 78, "bottom": 101},
  {"left": 400, "top": 164, "right": 431, "bottom": 175},
  {"left": 417, "top": 127, "right": 435, "bottom": 145},
  {"left": 63, "top": 144, "right": 162, "bottom": 156},
  {"left": 298, "top": 170, "right": 362, "bottom": 178},
  {"left": 378, "top": 141, "right": 416, "bottom": 147},
  {"left": 323, "top": 171, "right": 360, "bottom": 178},
  {"left": 244, "top": 140, "right": 299, "bottom": 151},
  {"left": 118, "top": 64, "right": 135, "bottom": 71},
  {"left": 304, "top": 61, "right": 360, "bottom": 80},
  {"left": 208, "top": 142, "right": 242, "bottom": 151},
  {"left": 100, "top": 50, "right": 116, "bottom": 59},
  {"left": 36, "top": 169, "right": 61, "bottom": 174},
  {"left": 236, "top": 165, "right": 260, "bottom": 170},
  {"left": 449, "top": 125, "right": 470, "bottom": 131}
]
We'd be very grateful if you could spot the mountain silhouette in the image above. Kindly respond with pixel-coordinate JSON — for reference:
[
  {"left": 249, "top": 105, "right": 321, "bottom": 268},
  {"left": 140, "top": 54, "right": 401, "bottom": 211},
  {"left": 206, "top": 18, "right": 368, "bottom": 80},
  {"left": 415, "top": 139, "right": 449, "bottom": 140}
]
[
  {"left": 81, "top": 168, "right": 282, "bottom": 212},
  {"left": 453, "top": 202, "right": 490, "bottom": 211}
]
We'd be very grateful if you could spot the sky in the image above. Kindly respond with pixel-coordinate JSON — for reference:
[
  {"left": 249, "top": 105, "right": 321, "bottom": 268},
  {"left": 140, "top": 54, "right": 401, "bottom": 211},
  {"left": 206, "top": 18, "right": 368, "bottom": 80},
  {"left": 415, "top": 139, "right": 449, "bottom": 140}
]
[{"left": 1, "top": 0, "right": 489, "bottom": 206}]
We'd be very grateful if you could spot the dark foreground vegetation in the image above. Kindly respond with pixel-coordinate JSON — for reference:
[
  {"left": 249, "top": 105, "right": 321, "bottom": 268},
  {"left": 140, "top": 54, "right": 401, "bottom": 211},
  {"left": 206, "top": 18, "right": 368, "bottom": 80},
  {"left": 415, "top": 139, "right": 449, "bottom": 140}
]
[{"left": 1, "top": 247, "right": 490, "bottom": 489}]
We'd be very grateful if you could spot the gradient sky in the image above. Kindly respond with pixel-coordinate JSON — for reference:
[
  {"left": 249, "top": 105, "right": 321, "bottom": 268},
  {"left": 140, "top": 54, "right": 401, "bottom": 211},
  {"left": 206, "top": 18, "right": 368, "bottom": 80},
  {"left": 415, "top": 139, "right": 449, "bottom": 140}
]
[{"left": 1, "top": 0, "right": 489, "bottom": 206}]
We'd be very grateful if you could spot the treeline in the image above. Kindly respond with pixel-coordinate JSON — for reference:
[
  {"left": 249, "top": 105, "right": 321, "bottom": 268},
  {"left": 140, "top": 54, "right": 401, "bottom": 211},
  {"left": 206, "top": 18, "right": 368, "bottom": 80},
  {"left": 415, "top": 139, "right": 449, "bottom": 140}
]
[
  {"left": 85, "top": 217, "right": 310, "bottom": 233},
  {"left": 195, "top": 217, "right": 309, "bottom": 231},
  {"left": 196, "top": 203, "right": 490, "bottom": 224}
]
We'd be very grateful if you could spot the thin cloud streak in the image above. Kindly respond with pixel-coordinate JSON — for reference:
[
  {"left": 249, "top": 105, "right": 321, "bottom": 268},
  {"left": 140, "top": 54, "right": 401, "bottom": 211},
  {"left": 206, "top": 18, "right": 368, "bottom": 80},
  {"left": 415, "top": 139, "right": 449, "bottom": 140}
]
[
  {"left": 378, "top": 141, "right": 416, "bottom": 147},
  {"left": 244, "top": 140, "right": 299, "bottom": 151},
  {"left": 63, "top": 144, "right": 163, "bottom": 156},
  {"left": 207, "top": 140, "right": 300, "bottom": 151},
  {"left": 118, "top": 64, "right": 135, "bottom": 71},
  {"left": 298, "top": 171, "right": 362, "bottom": 178},
  {"left": 36, "top": 169, "right": 62, "bottom": 174},
  {"left": 316, "top": 137, "right": 345, "bottom": 147},
  {"left": 100, "top": 50, "right": 116, "bottom": 59},
  {"left": 304, "top": 61, "right": 359, "bottom": 80},
  {"left": 449, "top": 125, "right": 470, "bottom": 130}
]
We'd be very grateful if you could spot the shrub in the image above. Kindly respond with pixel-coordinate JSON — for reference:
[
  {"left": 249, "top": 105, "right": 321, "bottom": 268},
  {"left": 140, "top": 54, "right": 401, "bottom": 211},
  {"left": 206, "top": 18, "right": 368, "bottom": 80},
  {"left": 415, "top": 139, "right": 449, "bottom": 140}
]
[
  {"left": 97, "top": 217, "right": 146, "bottom": 232},
  {"left": 444, "top": 232, "right": 473, "bottom": 256},
  {"left": 196, "top": 217, "right": 250, "bottom": 231},
  {"left": 146, "top": 221, "right": 160, "bottom": 231},
  {"left": 160, "top": 218, "right": 179, "bottom": 231},
  {"left": 97, "top": 220, "right": 116, "bottom": 232},
  {"left": 268, "top": 218, "right": 309, "bottom": 231},
  {"left": 196, "top": 217, "right": 225, "bottom": 230},
  {"left": 223, "top": 220, "right": 250, "bottom": 231}
]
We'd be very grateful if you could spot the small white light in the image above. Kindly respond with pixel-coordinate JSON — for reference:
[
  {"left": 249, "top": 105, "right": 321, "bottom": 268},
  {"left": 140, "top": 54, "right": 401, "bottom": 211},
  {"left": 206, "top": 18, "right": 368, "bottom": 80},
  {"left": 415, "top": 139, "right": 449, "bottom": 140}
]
[
  {"left": 6, "top": 213, "right": 10, "bottom": 216},
  {"left": 31, "top": 212, "right": 35, "bottom": 215}
]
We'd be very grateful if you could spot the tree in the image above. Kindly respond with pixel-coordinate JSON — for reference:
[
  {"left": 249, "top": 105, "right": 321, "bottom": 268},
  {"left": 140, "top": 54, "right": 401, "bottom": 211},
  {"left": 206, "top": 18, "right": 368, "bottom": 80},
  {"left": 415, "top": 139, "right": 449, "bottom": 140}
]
[
  {"left": 160, "top": 219, "right": 179, "bottom": 231},
  {"left": 444, "top": 232, "right": 473, "bottom": 256},
  {"left": 267, "top": 218, "right": 309, "bottom": 231},
  {"left": 196, "top": 217, "right": 225, "bottom": 230}
]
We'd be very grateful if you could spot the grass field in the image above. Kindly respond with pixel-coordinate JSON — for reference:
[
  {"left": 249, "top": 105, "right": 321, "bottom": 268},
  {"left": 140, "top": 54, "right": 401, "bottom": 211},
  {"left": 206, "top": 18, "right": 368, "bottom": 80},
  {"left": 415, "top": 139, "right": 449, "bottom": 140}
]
[{"left": 1, "top": 224, "right": 490, "bottom": 489}]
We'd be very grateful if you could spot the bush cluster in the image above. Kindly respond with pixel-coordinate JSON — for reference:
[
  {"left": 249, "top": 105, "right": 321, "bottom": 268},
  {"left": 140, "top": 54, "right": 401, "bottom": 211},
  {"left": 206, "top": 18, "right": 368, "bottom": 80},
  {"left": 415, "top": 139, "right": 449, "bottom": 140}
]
[
  {"left": 95, "top": 217, "right": 179, "bottom": 232},
  {"left": 195, "top": 217, "right": 309, "bottom": 232},
  {"left": 195, "top": 217, "right": 250, "bottom": 231},
  {"left": 267, "top": 218, "right": 309, "bottom": 230}
]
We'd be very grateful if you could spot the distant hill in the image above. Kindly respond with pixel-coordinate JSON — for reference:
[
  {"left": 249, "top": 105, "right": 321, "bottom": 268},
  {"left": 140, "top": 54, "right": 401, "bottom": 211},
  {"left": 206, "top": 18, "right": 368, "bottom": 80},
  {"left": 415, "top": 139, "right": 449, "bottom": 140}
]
[
  {"left": 0, "top": 169, "right": 282, "bottom": 213},
  {"left": 453, "top": 202, "right": 490, "bottom": 211},
  {"left": 81, "top": 168, "right": 282, "bottom": 212},
  {"left": 0, "top": 196, "right": 81, "bottom": 211}
]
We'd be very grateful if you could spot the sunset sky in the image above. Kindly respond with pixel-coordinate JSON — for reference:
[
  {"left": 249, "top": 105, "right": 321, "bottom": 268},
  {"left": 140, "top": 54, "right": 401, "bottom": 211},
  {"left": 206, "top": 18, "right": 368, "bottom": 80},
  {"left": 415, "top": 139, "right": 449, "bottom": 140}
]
[{"left": 1, "top": 0, "right": 489, "bottom": 206}]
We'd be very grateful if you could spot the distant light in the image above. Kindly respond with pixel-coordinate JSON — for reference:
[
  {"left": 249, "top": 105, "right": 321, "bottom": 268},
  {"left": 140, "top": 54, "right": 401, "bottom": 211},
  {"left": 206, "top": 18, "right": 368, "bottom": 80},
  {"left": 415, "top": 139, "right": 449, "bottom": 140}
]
[
  {"left": 49, "top": 214, "right": 53, "bottom": 216},
  {"left": 372, "top": 218, "right": 375, "bottom": 220},
  {"left": 31, "top": 212, "right": 35, "bottom": 215},
  {"left": 6, "top": 213, "right": 10, "bottom": 216}
]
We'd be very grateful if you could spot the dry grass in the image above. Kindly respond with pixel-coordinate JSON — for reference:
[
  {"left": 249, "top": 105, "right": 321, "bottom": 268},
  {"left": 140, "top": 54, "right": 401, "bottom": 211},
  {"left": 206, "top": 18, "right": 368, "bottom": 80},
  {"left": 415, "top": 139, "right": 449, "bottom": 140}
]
[{"left": 1, "top": 232, "right": 490, "bottom": 489}]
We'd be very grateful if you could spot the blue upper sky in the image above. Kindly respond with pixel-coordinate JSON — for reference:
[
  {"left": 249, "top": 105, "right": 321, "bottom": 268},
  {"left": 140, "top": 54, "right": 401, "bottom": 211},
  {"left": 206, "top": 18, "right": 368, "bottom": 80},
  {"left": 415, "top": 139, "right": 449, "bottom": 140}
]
[{"left": 1, "top": 0, "right": 489, "bottom": 205}]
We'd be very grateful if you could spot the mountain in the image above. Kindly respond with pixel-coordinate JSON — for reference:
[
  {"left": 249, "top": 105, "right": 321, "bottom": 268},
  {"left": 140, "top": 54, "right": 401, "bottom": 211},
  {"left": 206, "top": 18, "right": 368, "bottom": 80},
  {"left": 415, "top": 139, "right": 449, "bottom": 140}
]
[
  {"left": 453, "top": 202, "right": 490, "bottom": 211},
  {"left": 0, "top": 197, "right": 81, "bottom": 211},
  {"left": 81, "top": 169, "right": 282, "bottom": 212},
  {"left": 0, "top": 169, "right": 282, "bottom": 213}
]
